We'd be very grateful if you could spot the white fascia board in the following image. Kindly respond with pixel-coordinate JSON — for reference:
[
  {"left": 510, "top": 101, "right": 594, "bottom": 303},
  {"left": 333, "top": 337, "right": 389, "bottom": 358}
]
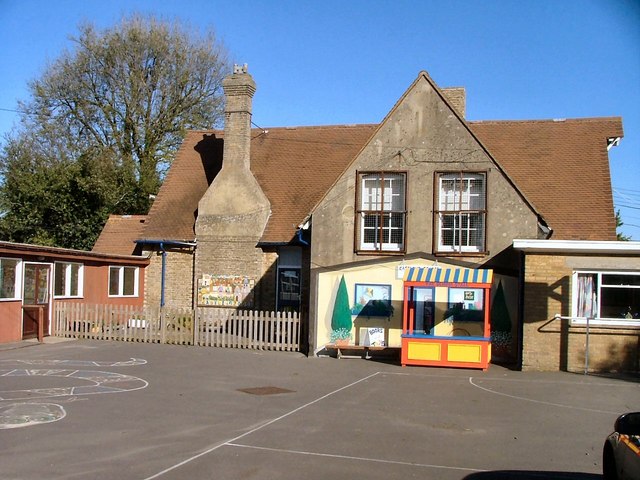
[{"left": 513, "top": 239, "right": 640, "bottom": 254}]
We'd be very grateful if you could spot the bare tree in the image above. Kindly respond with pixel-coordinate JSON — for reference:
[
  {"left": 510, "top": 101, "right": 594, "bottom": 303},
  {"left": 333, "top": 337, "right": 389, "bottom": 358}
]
[{"left": 1, "top": 15, "right": 229, "bottom": 248}]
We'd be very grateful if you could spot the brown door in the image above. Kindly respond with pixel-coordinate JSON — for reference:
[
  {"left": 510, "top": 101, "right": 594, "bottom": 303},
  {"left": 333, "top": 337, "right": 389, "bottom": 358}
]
[{"left": 22, "top": 264, "right": 51, "bottom": 339}]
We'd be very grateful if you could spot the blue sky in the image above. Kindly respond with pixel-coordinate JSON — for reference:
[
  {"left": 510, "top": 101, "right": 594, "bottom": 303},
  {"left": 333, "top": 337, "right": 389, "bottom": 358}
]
[{"left": 1, "top": 0, "right": 639, "bottom": 239}]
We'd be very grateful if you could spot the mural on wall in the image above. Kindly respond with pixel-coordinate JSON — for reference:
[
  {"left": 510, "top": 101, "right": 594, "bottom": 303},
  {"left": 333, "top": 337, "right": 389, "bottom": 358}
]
[
  {"left": 330, "top": 275, "right": 353, "bottom": 344},
  {"left": 351, "top": 283, "right": 393, "bottom": 317},
  {"left": 490, "top": 280, "right": 514, "bottom": 362},
  {"left": 197, "top": 274, "right": 255, "bottom": 307}
]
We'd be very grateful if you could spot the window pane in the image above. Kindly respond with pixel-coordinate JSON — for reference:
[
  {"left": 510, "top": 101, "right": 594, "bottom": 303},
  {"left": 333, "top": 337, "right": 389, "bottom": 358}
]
[
  {"left": 363, "top": 213, "right": 380, "bottom": 244},
  {"left": 440, "top": 214, "right": 456, "bottom": 247},
  {"left": 468, "top": 213, "right": 484, "bottom": 248},
  {"left": 0, "top": 259, "right": 18, "bottom": 299},
  {"left": 362, "top": 175, "right": 381, "bottom": 210},
  {"left": 279, "top": 269, "right": 300, "bottom": 302},
  {"left": 70, "top": 264, "right": 80, "bottom": 296},
  {"left": 602, "top": 274, "right": 640, "bottom": 287},
  {"left": 109, "top": 267, "right": 120, "bottom": 296},
  {"left": 600, "top": 286, "right": 639, "bottom": 320},
  {"left": 123, "top": 267, "right": 136, "bottom": 296},
  {"left": 54, "top": 263, "right": 66, "bottom": 296}
]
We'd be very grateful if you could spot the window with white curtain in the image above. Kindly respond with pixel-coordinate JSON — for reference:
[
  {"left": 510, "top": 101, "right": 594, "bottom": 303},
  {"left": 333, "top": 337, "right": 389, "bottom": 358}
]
[{"left": 572, "top": 271, "right": 640, "bottom": 327}]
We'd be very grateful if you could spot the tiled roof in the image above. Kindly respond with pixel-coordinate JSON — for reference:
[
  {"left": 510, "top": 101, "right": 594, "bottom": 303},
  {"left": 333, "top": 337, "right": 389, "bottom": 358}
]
[
  {"left": 137, "top": 117, "right": 622, "bottom": 245},
  {"left": 92, "top": 215, "right": 147, "bottom": 255},
  {"left": 141, "top": 131, "right": 223, "bottom": 242},
  {"left": 470, "top": 117, "right": 623, "bottom": 240},
  {"left": 139, "top": 125, "right": 377, "bottom": 243}
]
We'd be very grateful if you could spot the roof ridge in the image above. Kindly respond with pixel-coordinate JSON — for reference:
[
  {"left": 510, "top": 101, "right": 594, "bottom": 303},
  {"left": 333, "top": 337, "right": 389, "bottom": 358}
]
[{"left": 469, "top": 116, "right": 622, "bottom": 125}]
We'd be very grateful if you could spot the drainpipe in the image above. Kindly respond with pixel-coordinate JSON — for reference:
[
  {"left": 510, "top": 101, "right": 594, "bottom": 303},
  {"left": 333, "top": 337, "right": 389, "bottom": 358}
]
[
  {"left": 297, "top": 218, "right": 311, "bottom": 246},
  {"left": 296, "top": 229, "right": 310, "bottom": 246},
  {"left": 134, "top": 239, "right": 196, "bottom": 310}
]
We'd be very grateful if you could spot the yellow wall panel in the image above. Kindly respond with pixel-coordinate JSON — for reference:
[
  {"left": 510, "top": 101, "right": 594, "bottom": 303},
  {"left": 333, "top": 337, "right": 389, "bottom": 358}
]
[
  {"left": 408, "top": 342, "right": 441, "bottom": 361},
  {"left": 448, "top": 343, "right": 482, "bottom": 363}
]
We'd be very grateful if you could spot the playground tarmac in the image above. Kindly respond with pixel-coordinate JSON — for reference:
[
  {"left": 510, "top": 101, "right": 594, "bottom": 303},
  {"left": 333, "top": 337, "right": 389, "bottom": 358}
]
[{"left": 0, "top": 338, "right": 638, "bottom": 480}]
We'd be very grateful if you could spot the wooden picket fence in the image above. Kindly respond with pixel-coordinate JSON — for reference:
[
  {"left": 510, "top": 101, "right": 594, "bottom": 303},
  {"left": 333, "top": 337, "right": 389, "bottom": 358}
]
[{"left": 53, "top": 303, "right": 301, "bottom": 352}]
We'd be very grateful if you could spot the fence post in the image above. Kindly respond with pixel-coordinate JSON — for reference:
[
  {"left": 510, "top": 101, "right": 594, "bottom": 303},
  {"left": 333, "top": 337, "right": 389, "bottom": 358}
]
[
  {"left": 160, "top": 306, "right": 166, "bottom": 344},
  {"left": 193, "top": 308, "right": 199, "bottom": 346}
]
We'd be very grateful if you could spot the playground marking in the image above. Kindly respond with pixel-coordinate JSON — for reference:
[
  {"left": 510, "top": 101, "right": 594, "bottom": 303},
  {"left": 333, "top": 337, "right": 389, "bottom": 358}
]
[
  {"left": 468, "top": 377, "right": 620, "bottom": 414},
  {"left": 0, "top": 358, "right": 146, "bottom": 367},
  {"left": 0, "top": 358, "right": 148, "bottom": 429},
  {"left": 0, "top": 368, "right": 148, "bottom": 401},
  {"left": 142, "top": 371, "right": 382, "bottom": 480},
  {"left": 225, "top": 443, "right": 486, "bottom": 473},
  {"left": 0, "top": 402, "right": 66, "bottom": 429}
]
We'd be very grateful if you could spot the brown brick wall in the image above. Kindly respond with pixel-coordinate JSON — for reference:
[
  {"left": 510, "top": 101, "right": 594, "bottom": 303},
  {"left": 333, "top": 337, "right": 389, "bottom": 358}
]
[
  {"left": 522, "top": 253, "right": 639, "bottom": 372},
  {"left": 143, "top": 248, "right": 195, "bottom": 310}
]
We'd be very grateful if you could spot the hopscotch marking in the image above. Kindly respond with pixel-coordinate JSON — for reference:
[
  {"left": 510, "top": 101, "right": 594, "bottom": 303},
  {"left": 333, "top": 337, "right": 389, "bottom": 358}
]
[
  {"left": 0, "top": 358, "right": 146, "bottom": 367},
  {"left": 0, "top": 358, "right": 147, "bottom": 429}
]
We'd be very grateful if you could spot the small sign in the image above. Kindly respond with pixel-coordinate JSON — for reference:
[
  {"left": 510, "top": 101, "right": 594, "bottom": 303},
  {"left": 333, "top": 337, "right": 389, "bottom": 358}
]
[{"left": 360, "top": 327, "right": 385, "bottom": 347}]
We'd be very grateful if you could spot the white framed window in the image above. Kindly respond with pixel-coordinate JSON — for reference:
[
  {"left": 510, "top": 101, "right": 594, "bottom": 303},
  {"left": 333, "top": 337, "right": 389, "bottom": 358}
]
[
  {"left": 435, "top": 172, "right": 486, "bottom": 254},
  {"left": 572, "top": 271, "right": 640, "bottom": 327},
  {"left": 0, "top": 257, "right": 21, "bottom": 300},
  {"left": 356, "top": 171, "right": 406, "bottom": 252},
  {"left": 54, "top": 262, "right": 83, "bottom": 298},
  {"left": 109, "top": 266, "right": 139, "bottom": 297}
]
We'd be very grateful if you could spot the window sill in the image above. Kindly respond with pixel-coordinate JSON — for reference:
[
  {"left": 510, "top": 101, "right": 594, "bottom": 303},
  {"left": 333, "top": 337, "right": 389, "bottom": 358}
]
[
  {"left": 434, "top": 251, "right": 488, "bottom": 257},
  {"left": 356, "top": 250, "right": 406, "bottom": 256},
  {"left": 570, "top": 319, "right": 640, "bottom": 329}
]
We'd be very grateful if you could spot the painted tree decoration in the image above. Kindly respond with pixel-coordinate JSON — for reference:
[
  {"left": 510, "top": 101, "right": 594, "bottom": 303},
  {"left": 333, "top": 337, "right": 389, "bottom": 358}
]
[
  {"left": 490, "top": 280, "right": 513, "bottom": 358},
  {"left": 490, "top": 281, "right": 511, "bottom": 333},
  {"left": 330, "top": 275, "right": 353, "bottom": 342}
]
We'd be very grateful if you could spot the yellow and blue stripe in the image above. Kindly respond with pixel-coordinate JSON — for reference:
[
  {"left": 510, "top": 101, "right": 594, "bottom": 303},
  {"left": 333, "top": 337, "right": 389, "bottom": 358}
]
[{"left": 403, "top": 267, "right": 493, "bottom": 285}]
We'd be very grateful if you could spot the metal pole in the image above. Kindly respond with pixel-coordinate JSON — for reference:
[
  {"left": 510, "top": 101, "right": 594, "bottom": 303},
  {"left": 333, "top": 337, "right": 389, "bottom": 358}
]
[
  {"left": 584, "top": 316, "right": 591, "bottom": 375},
  {"left": 160, "top": 244, "right": 167, "bottom": 308}
]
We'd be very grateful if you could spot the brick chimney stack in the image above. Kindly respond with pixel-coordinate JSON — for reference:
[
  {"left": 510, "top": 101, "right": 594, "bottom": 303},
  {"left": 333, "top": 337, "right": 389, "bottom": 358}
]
[
  {"left": 222, "top": 64, "right": 256, "bottom": 170},
  {"left": 442, "top": 87, "right": 466, "bottom": 118},
  {"left": 195, "top": 65, "right": 271, "bottom": 292}
]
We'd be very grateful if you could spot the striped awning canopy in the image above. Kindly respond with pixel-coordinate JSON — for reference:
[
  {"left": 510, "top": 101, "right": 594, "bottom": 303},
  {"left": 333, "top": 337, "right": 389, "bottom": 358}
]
[{"left": 403, "top": 267, "right": 493, "bottom": 286}]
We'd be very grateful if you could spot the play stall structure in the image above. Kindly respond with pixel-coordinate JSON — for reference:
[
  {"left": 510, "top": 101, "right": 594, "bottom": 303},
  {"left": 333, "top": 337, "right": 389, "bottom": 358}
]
[{"left": 401, "top": 267, "right": 493, "bottom": 370}]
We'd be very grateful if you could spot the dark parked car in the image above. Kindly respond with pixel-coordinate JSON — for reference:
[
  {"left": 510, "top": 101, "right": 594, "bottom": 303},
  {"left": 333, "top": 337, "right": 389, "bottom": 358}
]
[{"left": 603, "top": 412, "right": 640, "bottom": 480}]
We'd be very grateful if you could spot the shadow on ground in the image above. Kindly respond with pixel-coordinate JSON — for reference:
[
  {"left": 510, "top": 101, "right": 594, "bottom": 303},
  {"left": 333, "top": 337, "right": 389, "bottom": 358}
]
[{"left": 464, "top": 471, "right": 600, "bottom": 480}]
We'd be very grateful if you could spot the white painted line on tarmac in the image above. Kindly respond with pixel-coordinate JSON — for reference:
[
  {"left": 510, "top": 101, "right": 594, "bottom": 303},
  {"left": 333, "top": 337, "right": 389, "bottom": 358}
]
[
  {"left": 226, "top": 443, "right": 486, "bottom": 473},
  {"left": 469, "top": 376, "right": 640, "bottom": 387},
  {"left": 0, "top": 358, "right": 147, "bottom": 367},
  {"left": 468, "top": 377, "right": 619, "bottom": 414},
  {"left": 142, "top": 371, "right": 382, "bottom": 480}
]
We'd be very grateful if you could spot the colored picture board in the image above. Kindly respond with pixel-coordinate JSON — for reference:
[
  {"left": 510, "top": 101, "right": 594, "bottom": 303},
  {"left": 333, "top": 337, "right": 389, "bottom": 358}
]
[
  {"left": 197, "top": 274, "right": 255, "bottom": 307},
  {"left": 351, "top": 283, "right": 392, "bottom": 317}
]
